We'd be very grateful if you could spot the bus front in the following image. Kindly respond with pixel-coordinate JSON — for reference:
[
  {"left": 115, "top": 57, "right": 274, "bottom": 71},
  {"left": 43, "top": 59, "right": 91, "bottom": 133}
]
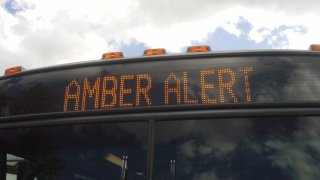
[{"left": 1, "top": 46, "right": 320, "bottom": 180}]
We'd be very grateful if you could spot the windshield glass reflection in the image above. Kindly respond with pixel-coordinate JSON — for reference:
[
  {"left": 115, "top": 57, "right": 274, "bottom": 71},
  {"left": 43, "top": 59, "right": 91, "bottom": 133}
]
[
  {"left": 155, "top": 116, "right": 320, "bottom": 179},
  {"left": 0, "top": 122, "right": 148, "bottom": 180}
]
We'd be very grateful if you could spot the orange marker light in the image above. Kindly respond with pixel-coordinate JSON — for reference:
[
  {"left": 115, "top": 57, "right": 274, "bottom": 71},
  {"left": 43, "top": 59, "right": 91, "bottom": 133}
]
[
  {"left": 143, "top": 48, "right": 166, "bottom": 56},
  {"left": 5, "top": 66, "right": 23, "bottom": 75},
  {"left": 187, "top": 45, "right": 211, "bottom": 53},
  {"left": 309, "top": 44, "right": 320, "bottom": 51},
  {"left": 101, "top": 52, "right": 124, "bottom": 60}
]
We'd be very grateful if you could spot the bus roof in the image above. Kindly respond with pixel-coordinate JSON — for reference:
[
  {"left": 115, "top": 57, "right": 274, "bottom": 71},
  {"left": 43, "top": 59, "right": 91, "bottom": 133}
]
[{"left": 2, "top": 49, "right": 320, "bottom": 80}]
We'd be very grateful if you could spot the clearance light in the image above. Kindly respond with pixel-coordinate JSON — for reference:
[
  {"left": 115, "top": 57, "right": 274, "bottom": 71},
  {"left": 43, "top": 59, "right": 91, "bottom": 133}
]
[
  {"left": 187, "top": 45, "right": 211, "bottom": 53},
  {"left": 101, "top": 52, "right": 124, "bottom": 60},
  {"left": 309, "top": 44, "right": 320, "bottom": 51},
  {"left": 5, "top": 66, "right": 23, "bottom": 75},
  {"left": 143, "top": 48, "right": 166, "bottom": 56}
]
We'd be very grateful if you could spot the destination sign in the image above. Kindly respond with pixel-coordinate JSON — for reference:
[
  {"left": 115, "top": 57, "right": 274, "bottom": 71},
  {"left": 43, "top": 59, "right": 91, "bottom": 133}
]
[
  {"left": 63, "top": 67, "right": 253, "bottom": 111},
  {"left": 1, "top": 55, "right": 320, "bottom": 117}
]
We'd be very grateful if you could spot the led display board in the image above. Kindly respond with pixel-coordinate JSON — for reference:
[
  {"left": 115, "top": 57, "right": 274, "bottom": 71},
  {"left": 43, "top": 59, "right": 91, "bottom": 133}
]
[{"left": 1, "top": 55, "right": 320, "bottom": 117}]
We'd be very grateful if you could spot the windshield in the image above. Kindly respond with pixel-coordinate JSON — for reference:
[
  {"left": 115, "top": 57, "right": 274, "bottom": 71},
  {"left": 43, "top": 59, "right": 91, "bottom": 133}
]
[
  {"left": 154, "top": 116, "right": 320, "bottom": 179},
  {"left": 0, "top": 121, "right": 148, "bottom": 180},
  {"left": 1, "top": 116, "right": 320, "bottom": 179}
]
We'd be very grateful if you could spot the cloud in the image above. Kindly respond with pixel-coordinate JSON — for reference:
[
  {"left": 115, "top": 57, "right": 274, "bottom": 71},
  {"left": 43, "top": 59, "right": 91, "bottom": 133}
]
[
  {"left": 0, "top": 0, "right": 319, "bottom": 74},
  {"left": 119, "top": 40, "right": 148, "bottom": 56}
]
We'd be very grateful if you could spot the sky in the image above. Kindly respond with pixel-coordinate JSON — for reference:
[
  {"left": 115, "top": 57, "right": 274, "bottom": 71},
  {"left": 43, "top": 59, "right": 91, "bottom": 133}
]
[{"left": 0, "top": 0, "right": 319, "bottom": 74}]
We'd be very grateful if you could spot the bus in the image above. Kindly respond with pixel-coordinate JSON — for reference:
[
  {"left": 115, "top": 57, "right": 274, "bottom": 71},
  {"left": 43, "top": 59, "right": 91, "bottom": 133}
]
[{"left": 1, "top": 45, "right": 320, "bottom": 180}]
